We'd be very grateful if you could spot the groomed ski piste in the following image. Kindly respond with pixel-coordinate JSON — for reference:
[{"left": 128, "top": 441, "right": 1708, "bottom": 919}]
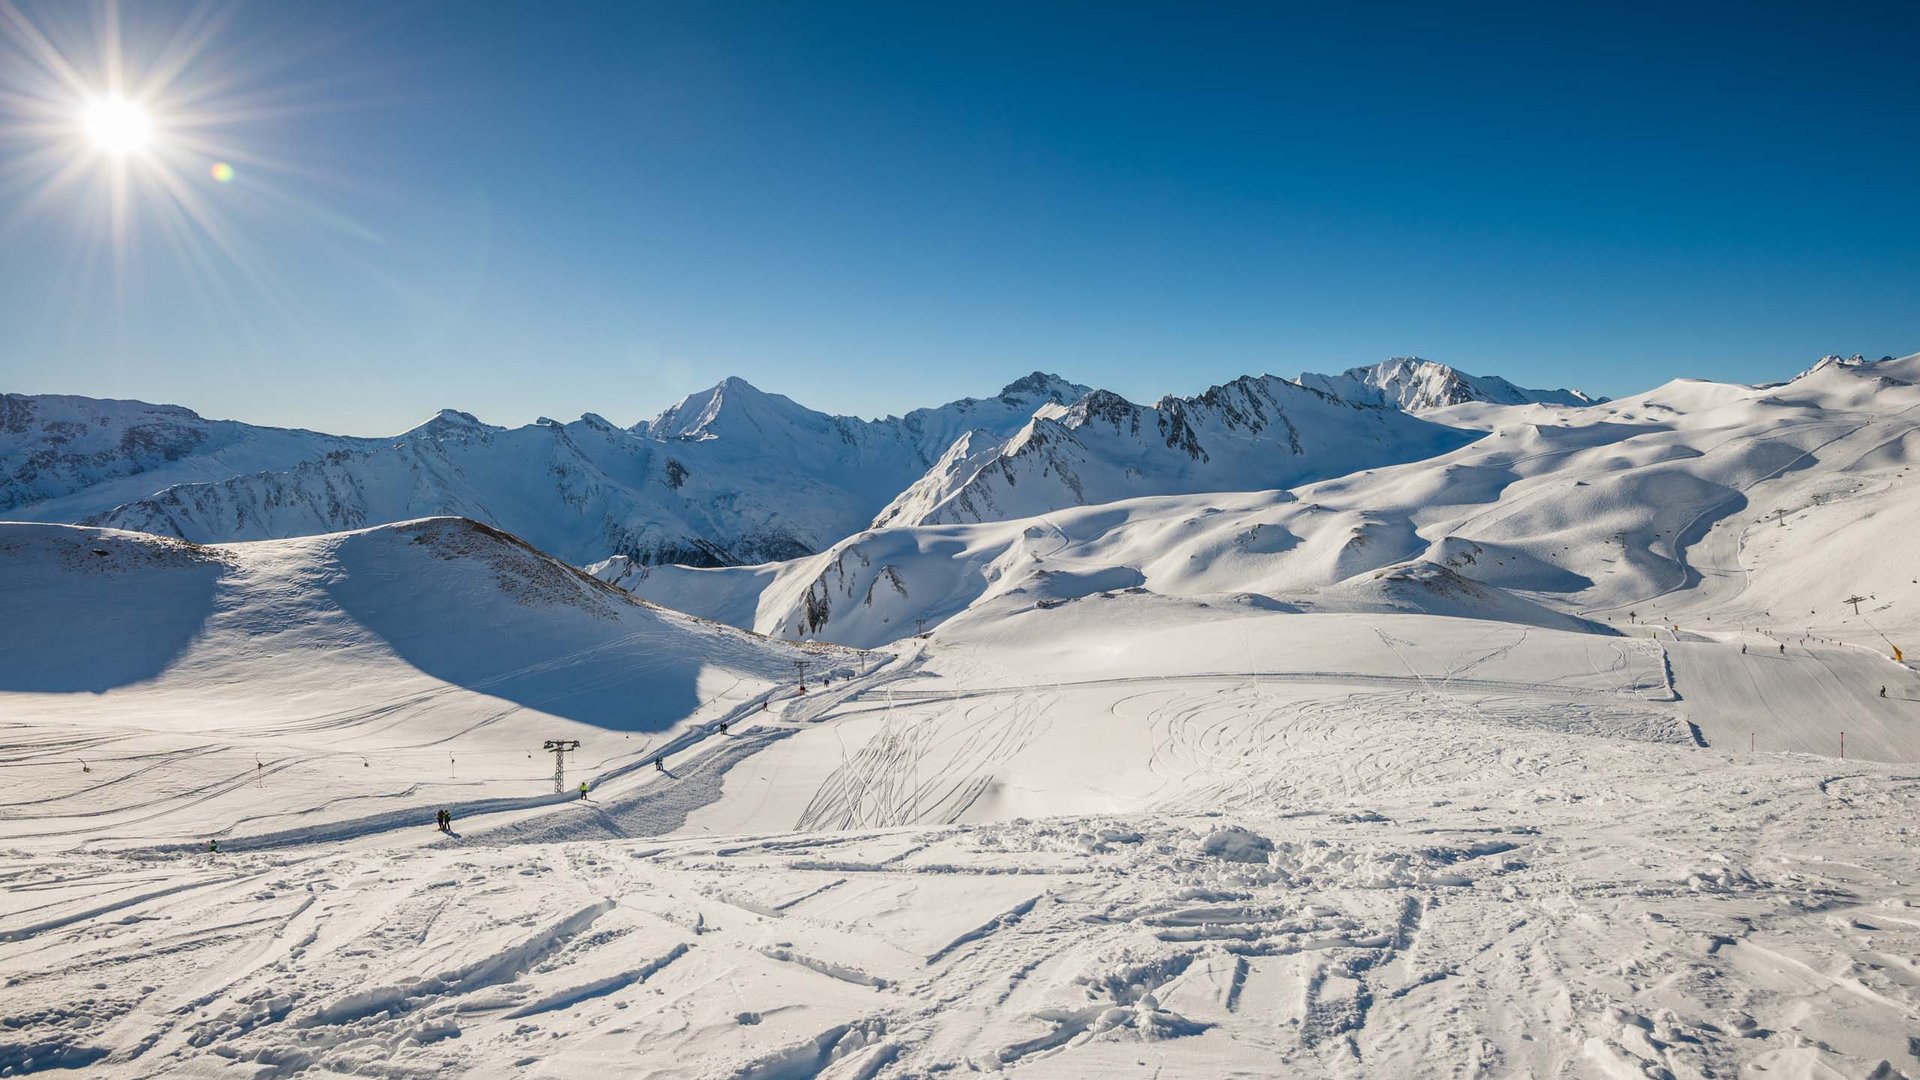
[{"left": 4, "top": 356, "right": 1920, "bottom": 1078}]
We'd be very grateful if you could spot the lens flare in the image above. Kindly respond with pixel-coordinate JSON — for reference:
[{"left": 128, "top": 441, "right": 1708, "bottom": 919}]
[{"left": 210, "top": 162, "right": 234, "bottom": 183}]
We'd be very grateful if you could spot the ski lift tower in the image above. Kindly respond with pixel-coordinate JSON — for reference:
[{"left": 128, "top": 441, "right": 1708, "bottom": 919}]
[
  {"left": 543, "top": 739, "right": 581, "bottom": 794},
  {"left": 1844, "top": 594, "right": 1869, "bottom": 616},
  {"left": 793, "top": 659, "right": 809, "bottom": 691}
]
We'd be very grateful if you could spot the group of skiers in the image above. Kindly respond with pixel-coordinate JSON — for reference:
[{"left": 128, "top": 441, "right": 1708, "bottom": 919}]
[{"left": 436, "top": 808, "right": 453, "bottom": 832}]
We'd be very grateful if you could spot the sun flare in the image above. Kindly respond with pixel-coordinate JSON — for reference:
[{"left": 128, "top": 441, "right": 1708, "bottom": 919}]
[
  {"left": 0, "top": 0, "right": 338, "bottom": 317},
  {"left": 81, "top": 96, "right": 154, "bottom": 156}
]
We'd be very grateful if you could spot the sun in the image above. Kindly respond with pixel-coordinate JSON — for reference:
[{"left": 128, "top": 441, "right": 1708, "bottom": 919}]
[
  {"left": 2, "top": 0, "right": 351, "bottom": 321},
  {"left": 81, "top": 96, "right": 154, "bottom": 156}
]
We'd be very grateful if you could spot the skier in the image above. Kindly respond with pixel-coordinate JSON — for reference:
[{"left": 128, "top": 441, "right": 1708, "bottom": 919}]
[
  {"left": 1780, "top": 643, "right": 1786, "bottom": 655},
  {"left": 1882, "top": 686, "right": 1889, "bottom": 699},
  {"left": 579, "top": 781, "right": 589, "bottom": 800},
  {"left": 1742, "top": 644, "right": 1747, "bottom": 654},
  {"left": 654, "top": 758, "right": 665, "bottom": 773},
  {"left": 208, "top": 839, "right": 218, "bottom": 855}
]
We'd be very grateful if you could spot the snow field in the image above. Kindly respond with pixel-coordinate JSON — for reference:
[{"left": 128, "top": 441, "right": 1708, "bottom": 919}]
[{"left": 7, "top": 576, "right": 1919, "bottom": 1075}]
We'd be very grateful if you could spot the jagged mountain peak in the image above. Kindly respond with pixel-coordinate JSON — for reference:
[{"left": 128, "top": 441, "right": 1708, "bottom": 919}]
[
  {"left": 1796, "top": 353, "right": 1870, "bottom": 380},
  {"left": 1787, "top": 352, "right": 1920, "bottom": 388},
  {"left": 884, "top": 371, "right": 1475, "bottom": 531},
  {"left": 647, "top": 376, "right": 829, "bottom": 442},
  {"left": 1294, "top": 358, "right": 1601, "bottom": 412},
  {"left": 996, "top": 371, "right": 1092, "bottom": 404},
  {"left": 399, "top": 408, "right": 499, "bottom": 444},
  {"left": 1071, "top": 387, "right": 1144, "bottom": 416}
]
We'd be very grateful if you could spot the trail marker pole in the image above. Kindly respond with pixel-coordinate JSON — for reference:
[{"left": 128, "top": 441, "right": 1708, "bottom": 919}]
[
  {"left": 543, "top": 739, "right": 581, "bottom": 794},
  {"left": 1840, "top": 731, "right": 1846, "bottom": 760}
]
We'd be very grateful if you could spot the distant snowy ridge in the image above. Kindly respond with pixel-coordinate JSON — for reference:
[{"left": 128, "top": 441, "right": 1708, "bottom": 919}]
[
  {"left": 1293, "top": 357, "right": 1602, "bottom": 411},
  {"left": 0, "top": 393, "right": 372, "bottom": 523},
  {"left": 874, "top": 375, "right": 1478, "bottom": 528},
  {"left": 72, "top": 373, "right": 1089, "bottom": 567}
]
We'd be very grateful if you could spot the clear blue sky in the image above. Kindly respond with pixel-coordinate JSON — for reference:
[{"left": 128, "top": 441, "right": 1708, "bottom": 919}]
[{"left": 2, "top": 0, "right": 1915, "bottom": 434}]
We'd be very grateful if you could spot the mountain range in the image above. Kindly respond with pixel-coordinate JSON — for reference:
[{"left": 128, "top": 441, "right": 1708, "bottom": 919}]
[
  {"left": 599, "top": 352, "right": 1920, "bottom": 649},
  {"left": 3, "top": 359, "right": 1593, "bottom": 567}
]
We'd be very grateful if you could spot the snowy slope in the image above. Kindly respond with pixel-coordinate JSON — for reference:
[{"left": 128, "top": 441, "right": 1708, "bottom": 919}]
[
  {"left": 877, "top": 376, "right": 1480, "bottom": 529},
  {"left": 81, "top": 374, "right": 1091, "bottom": 566},
  {"left": 0, "top": 392, "right": 370, "bottom": 522},
  {"left": 1294, "top": 356, "right": 1603, "bottom": 411},
  {"left": 8, "top": 566, "right": 1920, "bottom": 1077},
  {"left": 0, "top": 516, "right": 850, "bottom": 848}
]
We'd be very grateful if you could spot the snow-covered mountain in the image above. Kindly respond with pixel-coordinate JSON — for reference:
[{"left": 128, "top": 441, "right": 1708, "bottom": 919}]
[
  {"left": 612, "top": 353, "right": 1920, "bottom": 653},
  {"left": 873, "top": 375, "right": 1478, "bottom": 528},
  {"left": 1293, "top": 357, "right": 1602, "bottom": 411},
  {"left": 0, "top": 393, "right": 371, "bottom": 523},
  {"left": 79, "top": 374, "right": 1091, "bottom": 567}
]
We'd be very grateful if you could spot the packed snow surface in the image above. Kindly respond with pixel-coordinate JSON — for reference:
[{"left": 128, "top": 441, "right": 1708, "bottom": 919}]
[{"left": 4, "top": 355, "right": 1919, "bottom": 1078}]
